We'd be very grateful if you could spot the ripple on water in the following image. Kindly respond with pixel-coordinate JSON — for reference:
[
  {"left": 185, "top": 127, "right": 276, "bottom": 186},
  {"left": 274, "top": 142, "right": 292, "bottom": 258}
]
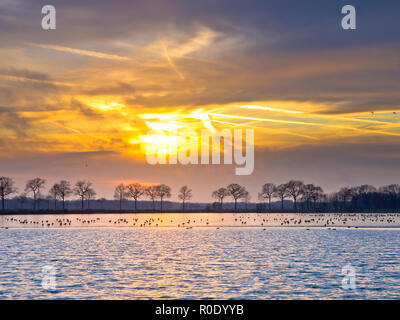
[{"left": 0, "top": 228, "right": 399, "bottom": 299}]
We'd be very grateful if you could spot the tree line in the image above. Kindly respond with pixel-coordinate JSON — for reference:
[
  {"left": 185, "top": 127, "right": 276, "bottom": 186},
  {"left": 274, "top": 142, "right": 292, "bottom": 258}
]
[
  {"left": 0, "top": 176, "right": 193, "bottom": 212},
  {"left": 2, "top": 176, "right": 400, "bottom": 212},
  {"left": 255, "top": 181, "right": 400, "bottom": 212}
]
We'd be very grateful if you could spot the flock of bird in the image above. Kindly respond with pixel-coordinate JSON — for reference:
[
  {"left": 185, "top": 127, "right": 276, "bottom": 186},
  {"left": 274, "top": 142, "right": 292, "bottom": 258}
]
[{"left": 1, "top": 213, "right": 400, "bottom": 229}]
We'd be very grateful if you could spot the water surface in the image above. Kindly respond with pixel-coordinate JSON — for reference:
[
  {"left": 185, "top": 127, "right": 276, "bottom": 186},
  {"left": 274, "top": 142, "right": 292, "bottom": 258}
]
[{"left": 0, "top": 227, "right": 399, "bottom": 299}]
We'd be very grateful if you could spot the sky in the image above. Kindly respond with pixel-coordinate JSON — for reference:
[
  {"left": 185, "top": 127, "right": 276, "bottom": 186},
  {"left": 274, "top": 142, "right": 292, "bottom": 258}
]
[{"left": 1, "top": 0, "right": 400, "bottom": 201}]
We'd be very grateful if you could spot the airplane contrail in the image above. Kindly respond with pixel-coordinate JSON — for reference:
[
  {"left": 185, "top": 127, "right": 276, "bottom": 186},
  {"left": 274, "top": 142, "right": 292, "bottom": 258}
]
[
  {"left": 48, "top": 121, "right": 111, "bottom": 143},
  {"left": 162, "top": 42, "right": 185, "bottom": 80},
  {"left": 209, "top": 113, "right": 400, "bottom": 136},
  {"left": 209, "top": 112, "right": 328, "bottom": 127},
  {"left": 211, "top": 119, "right": 319, "bottom": 140},
  {"left": 237, "top": 104, "right": 392, "bottom": 124},
  {"left": 237, "top": 105, "right": 303, "bottom": 114},
  {"left": 30, "top": 43, "right": 131, "bottom": 61}
]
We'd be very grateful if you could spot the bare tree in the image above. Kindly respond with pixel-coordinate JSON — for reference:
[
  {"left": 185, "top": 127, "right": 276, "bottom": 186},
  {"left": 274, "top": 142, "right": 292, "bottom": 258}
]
[
  {"left": 57, "top": 180, "right": 72, "bottom": 210},
  {"left": 25, "top": 177, "right": 46, "bottom": 210},
  {"left": 227, "top": 183, "right": 248, "bottom": 211},
  {"left": 114, "top": 184, "right": 127, "bottom": 211},
  {"left": 158, "top": 184, "right": 171, "bottom": 211},
  {"left": 379, "top": 184, "right": 400, "bottom": 210},
  {"left": 310, "top": 186, "right": 324, "bottom": 211},
  {"left": 301, "top": 184, "right": 315, "bottom": 211},
  {"left": 258, "top": 183, "right": 276, "bottom": 211},
  {"left": 242, "top": 190, "right": 251, "bottom": 210},
  {"left": 348, "top": 185, "right": 374, "bottom": 211},
  {"left": 212, "top": 187, "right": 229, "bottom": 209},
  {"left": 49, "top": 183, "right": 60, "bottom": 210},
  {"left": 145, "top": 185, "right": 159, "bottom": 210},
  {"left": 0, "top": 177, "right": 17, "bottom": 210},
  {"left": 126, "top": 183, "right": 144, "bottom": 210},
  {"left": 178, "top": 185, "right": 192, "bottom": 211},
  {"left": 273, "top": 183, "right": 289, "bottom": 210},
  {"left": 358, "top": 185, "right": 376, "bottom": 194},
  {"left": 338, "top": 187, "right": 353, "bottom": 210},
  {"left": 286, "top": 180, "right": 304, "bottom": 211},
  {"left": 74, "top": 180, "right": 93, "bottom": 210},
  {"left": 379, "top": 184, "right": 400, "bottom": 194},
  {"left": 86, "top": 188, "right": 96, "bottom": 209}
]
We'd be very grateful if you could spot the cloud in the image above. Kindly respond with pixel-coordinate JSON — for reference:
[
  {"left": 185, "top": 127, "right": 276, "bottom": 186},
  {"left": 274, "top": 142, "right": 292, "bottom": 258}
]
[
  {"left": 0, "top": 0, "right": 400, "bottom": 198},
  {"left": 162, "top": 42, "right": 185, "bottom": 80},
  {"left": 0, "top": 111, "right": 32, "bottom": 137},
  {"left": 29, "top": 43, "right": 132, "bottom": 61},
  {"left": 82, "top": 82, "right": 135, "bottom": 96},
  {"left": 71, "top": 99, "right": 104, "bottom": 119},
  {"left": 0, "top": 67, "right": 50, "bottom": 81}
]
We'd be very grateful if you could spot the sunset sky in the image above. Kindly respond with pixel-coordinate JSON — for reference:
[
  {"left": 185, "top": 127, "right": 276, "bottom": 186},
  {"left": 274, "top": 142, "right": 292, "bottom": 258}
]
[{"left": 1, "top": 0, "right": 400, "bottom": 201}]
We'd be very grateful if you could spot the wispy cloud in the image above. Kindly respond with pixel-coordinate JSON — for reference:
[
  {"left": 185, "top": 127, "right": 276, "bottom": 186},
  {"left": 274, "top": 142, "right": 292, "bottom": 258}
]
[
  {"left": 168, "top": 27, "right": 218, "bottom": 57},
  {"left": 30, "top": 43, "right": 131, "bottom": 61},
  {"left": 162, "top": 42, "right": 185, "bottom": 80}
]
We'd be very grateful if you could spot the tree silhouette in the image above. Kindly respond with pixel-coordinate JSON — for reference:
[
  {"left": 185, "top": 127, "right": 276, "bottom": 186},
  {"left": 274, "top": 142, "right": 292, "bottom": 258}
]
[
  {"left": 242, "top": 190, "right": 251, "bottom": 210},
  {"left": 212, "top": 187, "right": 229, "bottom": 209},
  {"left": 338, "top": 187, "right": 352, "bottom": 210},
  {"left": 273, "top": 183, "right": 289, "bottom": 210},
  {"left": 25, "top": 177, "right": 46, "bottom": 210},
  {"left": 379, "top": 184, "right": 400, "bottom": 210},
  {"left": 49, "top": 183, "right": 60, "bottom": 210},
  {"left": 178, "top": 185, "right": 192, "bottom": 211},
  {"left": 286, "top": 180, "right": 304, "bottom": 211},
  {"left": 6, "top": 174, "right": 400, "bottom": 213},
  {"left": 0, "top": 177, "right": 17, "bottom": 210},
  {"left": 379, "top": 184, "right": 400, "bottom": 194},
  {"left": 310, "top": 186, "right": 324, "bottom": 211},
  {"left": 158, "top": 184, "right": 171, "bottom": 211},
  {"left": 86, "top": 188, "right": 96, "bottom": 209},
  {"left": 301, "top": 184, "right": 315, "bottom": 211},
  {"left": 145, "top": 186, "right": 159, "bottom": 210},
  {"left": 258, "top": 183, "right": 276, "bottom": 211},
  {"left": 227, "top": 183, "right": 247, "bottom": 211},
  {"left": 74, "top": 180, "right": 94, "bottom": 210},
  {"left": 57, "top": 180, "right": 72, "bottom": 210},
  {"left": 126, "top": 183, "right": 144, "bottom": 210},
  {"left": 114, "top": 183, "right": 127, "bottom": 211}
]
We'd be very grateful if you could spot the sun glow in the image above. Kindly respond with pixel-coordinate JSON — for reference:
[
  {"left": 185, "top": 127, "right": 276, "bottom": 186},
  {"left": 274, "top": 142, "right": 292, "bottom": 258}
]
[
  {"left": 87, "top": 100, "right": 126, "bottom": 111},
  {"left": 145, "top": 121, "right": 182, "bottom": 131},
  {"left": 134, "top": 110, "right": 214, "bottom": 158}
]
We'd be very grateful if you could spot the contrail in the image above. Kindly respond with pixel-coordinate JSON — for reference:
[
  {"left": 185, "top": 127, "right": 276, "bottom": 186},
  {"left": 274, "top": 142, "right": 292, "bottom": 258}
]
[
  {"left": 237, "top": 104, "right": 391, "bottom": 124},
  {"left": 48, "top": 121, "right": 111, "bottom": 143},
  {"left": 30, "top": 43, "right": 131, "bottom": 61},
  {"left": 209, "top": 113, "right": 400, "bottom": 136},
  {"left": 211, "top": 119, "right": 319, "bottom": 140},
  {"left": 162, "top": 42, "right": 185, "bottom": 80},
  {"left": 318, "top": 114, "right": 392, "bottom": 125},
  {"left": 238, "top": 105, "right": 303, "bottom": 114},
  {"left": 209, "top": 112, "right": 329, "bottom": 127}
]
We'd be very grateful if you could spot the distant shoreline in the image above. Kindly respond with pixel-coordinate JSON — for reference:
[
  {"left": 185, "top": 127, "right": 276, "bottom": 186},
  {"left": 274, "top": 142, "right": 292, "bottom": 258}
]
[
  {"left": 2, "top": 210, "right": 400, "bottom": 215},
  {"left": 2, "top": 226, "right": 400, "bottom": 230},
  {"left": 2, "top": 212, "right": 400, "bottom": 229}
]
